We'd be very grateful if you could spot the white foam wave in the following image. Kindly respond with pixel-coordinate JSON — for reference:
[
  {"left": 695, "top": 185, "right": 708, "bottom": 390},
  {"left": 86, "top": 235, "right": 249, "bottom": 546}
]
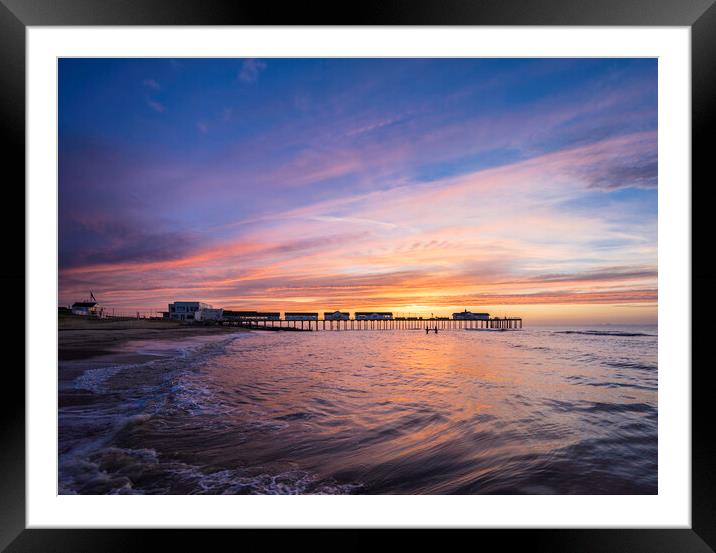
[
  {"left": 60, "top": 444, "right": 361, "bottom": 495},
  {"left": 73, "top": 364, "right": 127, "bottom": 393},
  {"left": 167, "top": 466, "right": 362, "bottom": 495}
]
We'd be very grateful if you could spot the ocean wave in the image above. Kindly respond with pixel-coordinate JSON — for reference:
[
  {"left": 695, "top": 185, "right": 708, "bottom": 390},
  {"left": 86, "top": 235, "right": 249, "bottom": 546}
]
[
  {"left": 61, "top": 335, "right": 248, "bottom": 493},
  {"left": 60, "top": 445, "right": 360, "bottom": 495},
  {"left": 564, "top": 375, "right": 656, "bottom": 390},
  {"left": 59, "top": 446, "right": 161, "bottom": 495},
  {"left": 546, "top": 399, "right": 655, "bottom": 415},
  {"left": 72, "top": 333, "right": 242, "bottom": 396},
  {"left": 73, "top": 364, "right": 139, "bottom": 394},
  {"left": 554, "top": 330, "right": 655, "bottom": 337},
  {"left": 165, "top": 368, "right": 249, "bottom": 418},
  {"left": 169, "top": 466, "right": 361, "bottom": 495},
  {"left": 60, "top": 330, "right": 658, "bottom": 495},
  {"left": 604, "top": 360, "right": 657, "bottom": 371}
]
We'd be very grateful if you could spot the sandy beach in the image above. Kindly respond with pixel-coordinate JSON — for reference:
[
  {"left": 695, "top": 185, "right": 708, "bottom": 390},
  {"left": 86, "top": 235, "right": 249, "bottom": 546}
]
[{"left": 58, "top": 315, "right": 246, "bottom": 361}]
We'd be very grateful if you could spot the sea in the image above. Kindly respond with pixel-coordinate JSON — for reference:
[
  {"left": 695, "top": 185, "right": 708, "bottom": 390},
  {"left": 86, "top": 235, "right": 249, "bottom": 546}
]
[{"left": 58, "top": 325, "right": 657, "bottom": 495}]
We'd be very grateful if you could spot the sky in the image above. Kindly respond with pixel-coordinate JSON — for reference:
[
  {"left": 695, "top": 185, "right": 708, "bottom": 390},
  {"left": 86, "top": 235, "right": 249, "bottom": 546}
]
[{"left": 58, "top": 58, "right": 657, "bottom": 324}]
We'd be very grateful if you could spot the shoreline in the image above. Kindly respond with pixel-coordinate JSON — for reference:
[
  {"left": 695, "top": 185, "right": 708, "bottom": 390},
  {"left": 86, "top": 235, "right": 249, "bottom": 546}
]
[{"left": 59, "top": 316, "right": 248, "bottom": 361}]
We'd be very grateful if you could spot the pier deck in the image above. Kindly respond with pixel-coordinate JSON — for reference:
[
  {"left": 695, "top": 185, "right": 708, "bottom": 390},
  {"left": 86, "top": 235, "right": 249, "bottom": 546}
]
[{"left": 221, "top": 317, "right": 523, "bottom": 331}]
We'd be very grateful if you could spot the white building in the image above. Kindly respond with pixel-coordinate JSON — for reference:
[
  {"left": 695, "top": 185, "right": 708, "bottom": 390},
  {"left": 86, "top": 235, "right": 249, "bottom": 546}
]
[
  {"left": 195, "top": 307, "right": 224, "bottom": 321},
  {"left": 71, "top": 301, "right": 102, "bottom": 317},
  {"left": 168, "top": 301, "right": 212, "bottom": 321}
]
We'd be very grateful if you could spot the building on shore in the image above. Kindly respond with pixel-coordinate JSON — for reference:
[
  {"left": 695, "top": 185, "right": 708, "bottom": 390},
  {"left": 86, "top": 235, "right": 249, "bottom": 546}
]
[
  {"left": 452, "top": 309, "right": 490, "bottom": 320},
  {"left": 355, "top": 312, "right": 393, "bottom": 320},
  {"left": 71, "top": 301, "right": 98, "bottom": 316},
  {"left": 69, "top": 291, "right": 103, "bottom": 317},
  {"left": 285, "top": 312, "right": 319, "bottom": 321},
  {"left": 194, "top": 307, "right": 224, "bottom": 321},
  {"left": 324, "top": 311, "right": 350, "bottom": 321},
  {"left": 168, "top": 301, "right": 212, "bottom": 321},
  {"left": 71, "top": 301, "right": 103, "bottom": 317}
]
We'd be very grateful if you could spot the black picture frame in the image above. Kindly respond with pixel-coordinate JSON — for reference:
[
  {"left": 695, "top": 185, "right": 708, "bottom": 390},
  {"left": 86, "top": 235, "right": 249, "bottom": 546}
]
[{"left": 2, "top": 0, "right": 712, "bottom": 550}]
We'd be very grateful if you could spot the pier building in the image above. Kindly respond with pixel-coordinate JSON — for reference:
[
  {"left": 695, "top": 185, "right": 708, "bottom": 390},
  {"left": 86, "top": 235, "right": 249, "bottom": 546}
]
[
  {"left": 222, "top": 310, "right": 280, "bottom": 321},
  {"left": 285, "top": 312, "right": 319, "bottom": 321},
  {"left": 452, "top": 310, "right": 490, "bottom": 320},
  {"left": 355, "top": 312, "right": 394, "bottom": 320},
  {"left": 324, "top": 311, "right": 350, "bottom": 320}
]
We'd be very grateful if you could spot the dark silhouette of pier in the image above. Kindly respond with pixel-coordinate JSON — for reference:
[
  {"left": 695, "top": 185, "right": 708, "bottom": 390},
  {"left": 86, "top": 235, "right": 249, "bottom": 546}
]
[{"left": 221, "top": 317, "right": 522, "bottom": 332}]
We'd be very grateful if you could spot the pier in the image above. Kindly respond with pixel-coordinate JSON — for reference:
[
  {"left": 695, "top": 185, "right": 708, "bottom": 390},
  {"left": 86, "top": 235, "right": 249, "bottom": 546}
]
[{"left": 220, "top": 317, "right": 523, "bottom": 331}]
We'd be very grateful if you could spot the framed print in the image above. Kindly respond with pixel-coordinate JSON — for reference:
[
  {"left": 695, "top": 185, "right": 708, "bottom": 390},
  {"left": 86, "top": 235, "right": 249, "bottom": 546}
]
[{"left": 3, "top": 0, "right": 713, "bottom": 550}]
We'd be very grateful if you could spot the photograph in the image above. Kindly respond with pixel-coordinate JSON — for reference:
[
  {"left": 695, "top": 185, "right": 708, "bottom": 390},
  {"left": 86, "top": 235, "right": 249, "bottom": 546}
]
[{"left": 57, "top": 56, "right": 659, "bottom": 496}]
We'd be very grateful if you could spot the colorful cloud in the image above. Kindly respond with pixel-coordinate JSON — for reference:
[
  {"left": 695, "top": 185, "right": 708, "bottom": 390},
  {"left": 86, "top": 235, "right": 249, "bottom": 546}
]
[{"left": 59, "top": 58, "right": 657, "bottom": 323}]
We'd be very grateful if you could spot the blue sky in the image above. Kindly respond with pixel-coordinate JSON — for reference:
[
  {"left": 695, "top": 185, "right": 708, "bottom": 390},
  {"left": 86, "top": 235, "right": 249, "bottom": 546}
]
[{"left": 59, "top": 58, "right": 657, "bottom": 323}]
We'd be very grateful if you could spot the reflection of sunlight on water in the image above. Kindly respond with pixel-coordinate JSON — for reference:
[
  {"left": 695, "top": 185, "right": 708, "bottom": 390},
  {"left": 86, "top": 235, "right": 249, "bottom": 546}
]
[{"left": 59, "top": 326, "right": 657, "bottom": 494}]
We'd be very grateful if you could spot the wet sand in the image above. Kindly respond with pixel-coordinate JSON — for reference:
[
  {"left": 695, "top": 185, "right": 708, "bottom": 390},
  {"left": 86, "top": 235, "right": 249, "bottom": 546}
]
[{"left": 59, "top": 316, "right": 246, "bottom": 361}]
